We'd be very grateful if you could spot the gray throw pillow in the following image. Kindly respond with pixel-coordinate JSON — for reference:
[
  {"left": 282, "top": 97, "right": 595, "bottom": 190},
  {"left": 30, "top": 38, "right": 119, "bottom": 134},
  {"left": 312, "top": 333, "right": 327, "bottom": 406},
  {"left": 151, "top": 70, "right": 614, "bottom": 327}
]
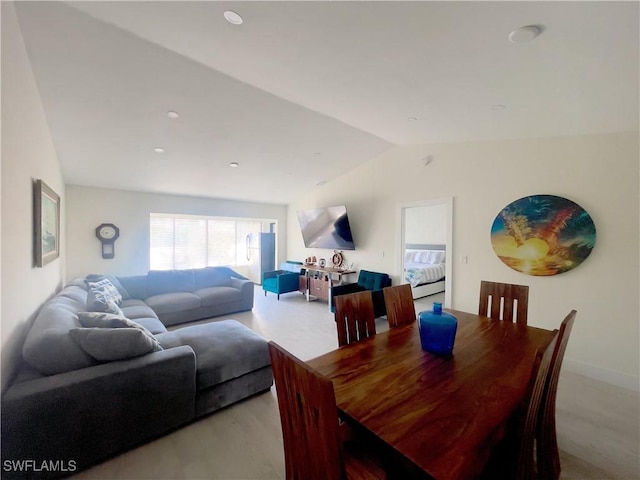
[
  {"left": 86, "top": 278, "right": 123, "bottom": 306},
  {"left": 86, "top": 289, "right": 124, "bottom": 315},
  {"left": 70, "top": 327, "right": 162, "bottom": 361}
]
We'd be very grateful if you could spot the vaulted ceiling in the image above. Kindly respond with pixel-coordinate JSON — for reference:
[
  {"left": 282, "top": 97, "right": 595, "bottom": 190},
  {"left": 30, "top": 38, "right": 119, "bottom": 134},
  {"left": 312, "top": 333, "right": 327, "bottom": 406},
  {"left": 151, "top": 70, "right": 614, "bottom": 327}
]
[{"left": 12, "top": 1, "right": 639, "bottom": 204}]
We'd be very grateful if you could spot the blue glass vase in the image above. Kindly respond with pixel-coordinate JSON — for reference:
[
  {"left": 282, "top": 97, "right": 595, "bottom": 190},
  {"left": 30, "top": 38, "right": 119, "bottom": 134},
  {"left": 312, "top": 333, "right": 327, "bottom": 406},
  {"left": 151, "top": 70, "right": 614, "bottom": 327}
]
[{"left": 418, "top": 302, "right": 458, "bottom": 356}]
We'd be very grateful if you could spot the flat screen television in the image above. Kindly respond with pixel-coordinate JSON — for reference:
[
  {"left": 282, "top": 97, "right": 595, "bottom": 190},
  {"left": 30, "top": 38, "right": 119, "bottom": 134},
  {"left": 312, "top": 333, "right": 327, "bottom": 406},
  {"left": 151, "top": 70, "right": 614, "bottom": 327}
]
[{"left": 297, "top": 205, "right": 355, "bottom": 250}]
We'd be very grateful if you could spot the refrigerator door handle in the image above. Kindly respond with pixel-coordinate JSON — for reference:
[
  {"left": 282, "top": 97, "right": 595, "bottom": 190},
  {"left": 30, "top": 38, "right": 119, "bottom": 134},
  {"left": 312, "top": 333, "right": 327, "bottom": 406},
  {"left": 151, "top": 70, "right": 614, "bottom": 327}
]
[{"left": 246, "top": 234, "right": 251, "bottom": 261}]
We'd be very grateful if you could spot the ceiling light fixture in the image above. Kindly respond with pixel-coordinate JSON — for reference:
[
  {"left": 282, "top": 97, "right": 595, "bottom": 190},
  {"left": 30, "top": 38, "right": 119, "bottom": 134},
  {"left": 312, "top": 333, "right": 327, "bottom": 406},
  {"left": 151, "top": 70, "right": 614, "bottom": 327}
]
[
  {"left": 491, "top": 104, "right": 507, "bottom": 111},
  {"left": 508, "top": 25, "right": 542, "bottom": 43},
  {"left": 167, "top": 111, "right": 179, "bottom": 119},
  {"left": 229, "top": 162, "right": 239, "bottom": 167},
  {"left": 408, "top": 117, "right": 418, "bottom": 122},
  {"left": 154, "top": 147, "right": 165, "bottom": 153},
  {"left": 224, "top": 10, "right": 243, "bottom": 25}
]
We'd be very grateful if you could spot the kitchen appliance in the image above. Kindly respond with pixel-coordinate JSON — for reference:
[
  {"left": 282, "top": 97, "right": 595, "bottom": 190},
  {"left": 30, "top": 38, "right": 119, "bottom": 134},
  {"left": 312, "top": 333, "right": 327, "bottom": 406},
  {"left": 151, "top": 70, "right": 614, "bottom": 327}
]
[{"left": 246, "top": 232, "right": 275, "bottom": 285}]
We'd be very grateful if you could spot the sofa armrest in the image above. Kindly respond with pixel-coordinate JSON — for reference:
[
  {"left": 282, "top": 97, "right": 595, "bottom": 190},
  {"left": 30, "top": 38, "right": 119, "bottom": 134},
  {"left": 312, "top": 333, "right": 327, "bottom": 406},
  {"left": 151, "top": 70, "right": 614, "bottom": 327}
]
[
  {"left": 262, "top": 270, "right": 284, "bottom": 282},
  {"left": 231, "top": 276, "right": 254, "bottom": 309},
  {"left": 1, "top": 346, "right": 196, "bottom": 474}
]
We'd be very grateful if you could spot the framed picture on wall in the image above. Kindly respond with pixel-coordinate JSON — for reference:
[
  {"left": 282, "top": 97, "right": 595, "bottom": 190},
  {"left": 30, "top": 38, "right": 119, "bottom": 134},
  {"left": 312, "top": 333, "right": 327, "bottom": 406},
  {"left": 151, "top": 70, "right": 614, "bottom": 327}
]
[{"left": 34, "top": 179, "right": 60, "bottom": 267}]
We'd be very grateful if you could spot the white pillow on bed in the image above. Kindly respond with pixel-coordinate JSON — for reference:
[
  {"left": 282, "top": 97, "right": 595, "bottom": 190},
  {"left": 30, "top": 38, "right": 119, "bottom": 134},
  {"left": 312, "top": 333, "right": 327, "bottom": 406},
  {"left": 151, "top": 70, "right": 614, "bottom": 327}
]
[
  {"left": 405, "top": 250, "right": 418, "bottom": 263},
  {"left": 413, "top": 250, "right": 446, "bottom": 264}
]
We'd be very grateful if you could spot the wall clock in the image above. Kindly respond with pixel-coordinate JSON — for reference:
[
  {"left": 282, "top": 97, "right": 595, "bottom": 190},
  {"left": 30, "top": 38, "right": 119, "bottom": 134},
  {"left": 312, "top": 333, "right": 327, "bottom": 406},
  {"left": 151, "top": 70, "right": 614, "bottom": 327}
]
[
  {"left": 95, "top": 223, "right": 120, "bottom": 259},
  {"left": 490, "top": 195, "right": 596, "bottom": 276}
]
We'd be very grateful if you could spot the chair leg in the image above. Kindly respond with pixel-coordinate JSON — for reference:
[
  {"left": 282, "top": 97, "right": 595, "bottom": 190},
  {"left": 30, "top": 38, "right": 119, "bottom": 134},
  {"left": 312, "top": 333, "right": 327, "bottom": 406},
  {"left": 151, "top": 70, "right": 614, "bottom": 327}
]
[
  {"left": 277, "top": 294, "right": 280, "bottom": 300},
  {"left": 264, "top": 291, "right": 267, "bottom": 297}
]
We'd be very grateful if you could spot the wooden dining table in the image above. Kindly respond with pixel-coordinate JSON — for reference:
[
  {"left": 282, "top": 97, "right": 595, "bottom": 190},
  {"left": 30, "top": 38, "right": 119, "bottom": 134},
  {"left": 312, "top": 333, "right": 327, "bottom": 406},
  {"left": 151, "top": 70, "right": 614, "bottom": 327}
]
[{"left": 307, "top": 309, "right": 556, "bottom": 480}]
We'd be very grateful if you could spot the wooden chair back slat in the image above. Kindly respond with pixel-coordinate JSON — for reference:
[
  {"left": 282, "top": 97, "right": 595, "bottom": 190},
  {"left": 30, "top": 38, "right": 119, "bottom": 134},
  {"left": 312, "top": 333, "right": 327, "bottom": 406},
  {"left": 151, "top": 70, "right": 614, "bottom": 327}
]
[
  {"left": 516, "top": 331, "right": 558, "bottom": 480},
  {"left": 383, "top": 284, "right": 416, "bottom": 328},
  {"left": 268, "top": 342, "right": 344, "bottom": 480},
  {"left": 479, "top": 280, "right": 529, "bottom": 325},
  {"left": 335, "top": 291, "right": 376, "bottom": 346},
  {"left": 537, "top": 310, "right": 577, "bottom": 480}
]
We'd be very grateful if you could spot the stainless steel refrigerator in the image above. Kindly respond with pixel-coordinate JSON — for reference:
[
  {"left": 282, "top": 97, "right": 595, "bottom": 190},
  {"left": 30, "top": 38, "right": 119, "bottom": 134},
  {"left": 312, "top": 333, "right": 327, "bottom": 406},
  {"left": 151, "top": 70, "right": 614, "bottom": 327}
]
[{"left": 246, "top": 232, "right": 275, "bottom": 284}]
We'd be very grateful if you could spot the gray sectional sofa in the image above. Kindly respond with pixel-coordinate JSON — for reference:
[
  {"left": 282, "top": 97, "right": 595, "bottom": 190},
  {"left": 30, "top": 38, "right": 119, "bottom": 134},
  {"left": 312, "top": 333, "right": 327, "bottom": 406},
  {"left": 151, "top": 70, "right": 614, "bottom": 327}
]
[{"left": 1, "top": 267, "right": 272, "bottom": 479}]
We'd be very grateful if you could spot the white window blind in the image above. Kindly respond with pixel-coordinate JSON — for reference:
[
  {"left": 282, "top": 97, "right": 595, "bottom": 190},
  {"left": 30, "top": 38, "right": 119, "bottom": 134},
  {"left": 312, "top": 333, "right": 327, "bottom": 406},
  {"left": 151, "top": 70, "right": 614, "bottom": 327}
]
[{"left": 150, "top": 214, "right": 264, "bottom": 270}]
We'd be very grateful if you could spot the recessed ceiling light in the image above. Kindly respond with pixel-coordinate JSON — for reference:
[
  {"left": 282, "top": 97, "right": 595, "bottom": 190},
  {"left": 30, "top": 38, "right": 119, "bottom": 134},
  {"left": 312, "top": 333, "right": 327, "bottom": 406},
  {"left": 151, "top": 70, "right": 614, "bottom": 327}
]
[
  {"left": 154, "top": 147, "right": 165, "bottom": 153},
  {"left": 167, "top": 111, "right": 179, "bottom": 119},
  {"left": 491, "top": 104, "right": 507, "bottom": 111},
  {"left": 224, "top": 10, "right": 243, "bottom": 25},
  {"left": 408, "top": 117, "right": 418, "bottom": 122},
  {"left": 229, "top": 162, "right": 239, "bottom": 167},
  {"left": 508, "top": 25, "right": 541, "bottom": 43}
]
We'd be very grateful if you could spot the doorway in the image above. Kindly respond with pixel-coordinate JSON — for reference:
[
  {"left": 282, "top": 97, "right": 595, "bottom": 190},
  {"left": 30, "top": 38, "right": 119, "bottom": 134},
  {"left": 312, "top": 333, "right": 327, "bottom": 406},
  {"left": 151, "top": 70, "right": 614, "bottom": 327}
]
[{"left": 397, "top": 198, "right": 453, "bottom": 307}]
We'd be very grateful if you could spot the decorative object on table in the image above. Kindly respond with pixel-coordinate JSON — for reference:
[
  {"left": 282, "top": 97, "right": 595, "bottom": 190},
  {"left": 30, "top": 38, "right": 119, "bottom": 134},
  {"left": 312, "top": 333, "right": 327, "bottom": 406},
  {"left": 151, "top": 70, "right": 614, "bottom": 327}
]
[
  {"left": 95, "top": 223, "right": 120, "bottom": 259},
  {"left": 331, "top": 250, "right": 344, "bottom": 268},
  {"left": 33, "top": 179, "right": 60, "bottom": 267},
  {"left": 491, "top": 194, "right": 596, "bottom": 276},
  {"left": 318, "top": 258, "right": 326, "bottom": 268},
  {"left": 418, "top": 302, "right": 457, "bottom": 356}
]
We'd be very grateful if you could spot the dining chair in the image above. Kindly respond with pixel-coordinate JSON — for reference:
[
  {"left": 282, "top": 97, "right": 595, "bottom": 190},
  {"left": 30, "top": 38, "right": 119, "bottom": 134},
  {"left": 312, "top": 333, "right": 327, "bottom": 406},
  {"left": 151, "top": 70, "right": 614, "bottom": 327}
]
[
  {"left": 383, "top": 284, "right": 416, "bottom": 328},
  {"left": 268, "top": 341, "right": 387, "bottom": 480},
  {"left": 334, "top": 290, "right": 376, "bottom": 346},
  {"left": 478, "top": 280, "right": 529, "bottom": 325},
  {"left": 481, "top": 331, "right": 558, "bottom": 480},
  {"left": 537, "top": 310, "right": 577, "bottom": 480}
]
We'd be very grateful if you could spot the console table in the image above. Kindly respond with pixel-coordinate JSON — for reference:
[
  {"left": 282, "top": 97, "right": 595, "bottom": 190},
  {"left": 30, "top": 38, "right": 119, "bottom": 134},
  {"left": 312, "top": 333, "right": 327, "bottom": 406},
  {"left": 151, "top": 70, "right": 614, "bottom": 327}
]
[{"left": 299, "top": 265, "right": 356, "bottom": 305}]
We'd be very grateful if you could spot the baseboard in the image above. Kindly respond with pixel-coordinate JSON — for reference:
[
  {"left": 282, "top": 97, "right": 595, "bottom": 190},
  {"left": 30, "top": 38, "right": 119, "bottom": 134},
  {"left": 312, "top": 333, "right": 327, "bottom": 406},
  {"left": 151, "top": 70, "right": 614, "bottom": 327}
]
[{"left": 563, "top": 358, "right": 640, "bottom": 392}]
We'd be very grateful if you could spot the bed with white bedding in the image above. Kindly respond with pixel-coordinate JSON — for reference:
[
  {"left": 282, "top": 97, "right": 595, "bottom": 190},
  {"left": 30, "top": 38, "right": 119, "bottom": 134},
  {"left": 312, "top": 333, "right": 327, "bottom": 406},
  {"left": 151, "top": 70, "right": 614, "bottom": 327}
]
[{"left": 404, "top": 245, "right": 446, "bottom": 299}]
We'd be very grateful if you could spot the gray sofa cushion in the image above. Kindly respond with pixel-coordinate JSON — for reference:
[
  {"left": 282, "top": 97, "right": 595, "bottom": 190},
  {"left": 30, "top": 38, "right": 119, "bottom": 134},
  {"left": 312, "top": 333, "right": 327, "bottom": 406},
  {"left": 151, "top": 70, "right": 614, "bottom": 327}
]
[
  {"left": 70, "top": 327, "right": 163, "bottom": 361},
  {"left": 22, "top": 289, "right": 97, "bottom": 375},
  {"left": 131, "top": 317, "right": 167, "bottom": 334},
  {"left": 147, "top": 270, "right": 195, "bottom": 296},
  {"left": 195, "top": 286, "right": 242, "bottom": 306},
  {"left": 117, "top": 275, "right": 148, "bottom": 300},
  {"left": 145, "top": 292, "right": 201, "bottom": 314},
  {"left": 120, "top": 300, "right": 158, "bottom": 320},
  {"left": 155, "top": 320, "right": 270, "bottom": 391},
  {"left": 193, "top": 267, "right": 232, "bottom": 289}
]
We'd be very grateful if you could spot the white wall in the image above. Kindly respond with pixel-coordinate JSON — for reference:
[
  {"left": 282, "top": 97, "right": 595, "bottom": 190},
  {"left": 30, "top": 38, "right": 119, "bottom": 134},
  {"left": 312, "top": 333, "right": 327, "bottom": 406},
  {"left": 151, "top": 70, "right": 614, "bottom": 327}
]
[
  {"left": 1, "top": 2, "right": 66, "bottom": 391},
  {"left": 287, "top": 132, "right": 639, "bottom": 391},
  {"left": 405, "top": 204, "right": 447, "bottom": 245},
  {"left": 66, "top": 186, "right": 288, "bottom": 280}
]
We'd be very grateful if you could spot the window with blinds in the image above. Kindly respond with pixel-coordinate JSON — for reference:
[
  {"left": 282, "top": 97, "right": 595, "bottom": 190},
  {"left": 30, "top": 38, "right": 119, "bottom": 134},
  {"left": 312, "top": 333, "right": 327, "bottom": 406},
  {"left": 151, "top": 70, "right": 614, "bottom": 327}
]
[{"left": 150, "top": 214, "right": 262, "bottom": 270}]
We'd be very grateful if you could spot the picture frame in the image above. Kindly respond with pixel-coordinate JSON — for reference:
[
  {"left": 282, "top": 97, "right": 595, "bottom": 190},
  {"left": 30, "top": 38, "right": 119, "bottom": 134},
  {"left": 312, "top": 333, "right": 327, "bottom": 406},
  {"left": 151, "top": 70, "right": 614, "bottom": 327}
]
[{"left": 34, "top": 179, "right": 60, "bottom": 267}]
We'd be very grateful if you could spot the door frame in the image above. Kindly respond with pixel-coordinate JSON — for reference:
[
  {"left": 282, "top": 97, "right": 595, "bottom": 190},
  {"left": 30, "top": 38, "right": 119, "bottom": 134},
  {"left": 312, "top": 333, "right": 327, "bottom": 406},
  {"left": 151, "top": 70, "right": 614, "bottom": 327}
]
[{"left": 396, "top": 197, "right": 453, "bottom": 308}]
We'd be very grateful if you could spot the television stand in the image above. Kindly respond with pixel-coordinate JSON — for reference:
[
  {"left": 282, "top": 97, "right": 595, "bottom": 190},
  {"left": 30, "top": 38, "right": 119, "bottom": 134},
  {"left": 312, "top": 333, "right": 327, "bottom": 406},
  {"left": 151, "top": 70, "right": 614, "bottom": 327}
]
[{"left": 299, "top": 265, "right": 356, "bottom": 306}]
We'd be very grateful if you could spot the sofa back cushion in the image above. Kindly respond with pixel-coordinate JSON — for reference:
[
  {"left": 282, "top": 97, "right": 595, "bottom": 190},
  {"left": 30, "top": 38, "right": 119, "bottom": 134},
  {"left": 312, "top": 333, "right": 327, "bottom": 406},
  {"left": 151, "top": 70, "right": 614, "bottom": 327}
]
[
  {"left": 147, "top": 270, "right": 195, "bottom": 297},
  {"left": 194, "top": 267, "right": 233, "bottom": 289},
  {"left": 357, "top": 270, "right": 391, "bottom": 291},
  {"left": 22, "top": 286, "right": 98, "bottom": 376},
  {"left": 117, "top": 275, "right": 148, "bottom": 300}
]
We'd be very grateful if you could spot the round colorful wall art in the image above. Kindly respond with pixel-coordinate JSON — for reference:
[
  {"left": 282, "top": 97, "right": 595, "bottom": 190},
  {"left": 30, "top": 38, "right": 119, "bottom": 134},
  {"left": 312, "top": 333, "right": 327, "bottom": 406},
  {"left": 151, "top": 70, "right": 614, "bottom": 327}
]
[{"left": 490, "top": 194, "right": 596, "bottom": 276}]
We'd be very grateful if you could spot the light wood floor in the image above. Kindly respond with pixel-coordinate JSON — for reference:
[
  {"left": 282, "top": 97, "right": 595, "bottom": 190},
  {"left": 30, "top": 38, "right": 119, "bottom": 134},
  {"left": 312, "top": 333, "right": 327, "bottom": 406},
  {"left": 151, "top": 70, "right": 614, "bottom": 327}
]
[{"left": 72, "top": 287, "right": 639, "bottom": 480}]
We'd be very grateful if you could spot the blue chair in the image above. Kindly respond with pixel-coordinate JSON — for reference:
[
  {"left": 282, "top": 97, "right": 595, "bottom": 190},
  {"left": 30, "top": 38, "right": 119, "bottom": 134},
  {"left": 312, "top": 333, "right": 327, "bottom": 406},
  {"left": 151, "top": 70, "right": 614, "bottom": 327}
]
[
  {"left": 331, "top": 270, "right": 391, "bottom": 318},
  {"left": 262, "top": 261, "right": 303, "bottom": 300}
]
